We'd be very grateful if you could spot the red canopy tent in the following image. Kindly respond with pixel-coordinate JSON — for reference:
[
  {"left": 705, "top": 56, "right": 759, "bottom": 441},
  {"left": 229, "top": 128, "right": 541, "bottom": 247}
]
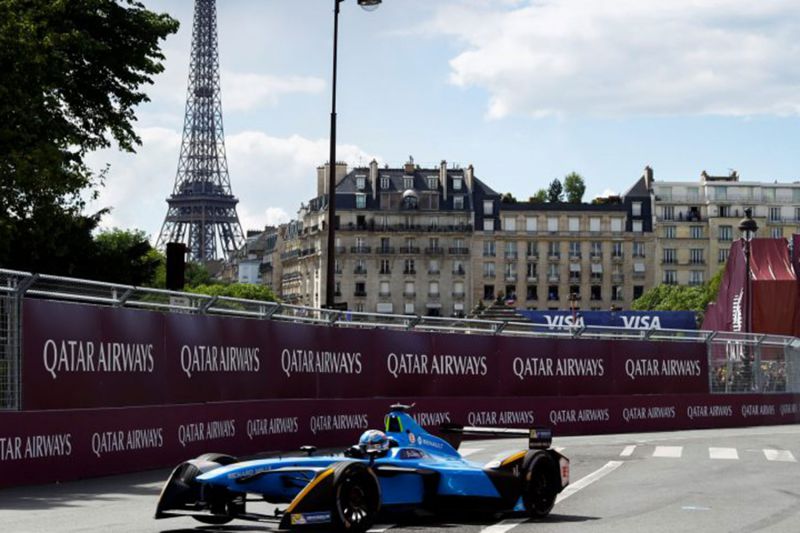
[{"left": 702, "top": 238, "right": 800, "bottom": 336}]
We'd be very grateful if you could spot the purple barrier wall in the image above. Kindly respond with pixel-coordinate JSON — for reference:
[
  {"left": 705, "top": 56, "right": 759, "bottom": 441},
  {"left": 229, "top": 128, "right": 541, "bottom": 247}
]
[
  {"left": 1, "top": 394, "right": 799, "bottom": 489},
  {"left": 23, "top": 299, "right": 708, "bottom": 409}
]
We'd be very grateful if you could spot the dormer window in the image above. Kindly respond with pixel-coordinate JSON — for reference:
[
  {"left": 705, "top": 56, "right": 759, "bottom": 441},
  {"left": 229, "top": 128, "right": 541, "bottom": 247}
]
[
  {"left": 452, "top": 177, "right": 463, "bottom": 191},
  {"left": 356, "top": 176, "right": 366, "bottom": 190},
  {"left": 453, "top": 195, "right": 464, "bottom": 209},
  {"left": 380, "top": 176, "right": 390, "bottom": 189},
  {"left": 427, "top": 176, "right": 438, "bottom": 189},
  {"left": 403, "top": 176, "right": 414, "bottom": 190}
]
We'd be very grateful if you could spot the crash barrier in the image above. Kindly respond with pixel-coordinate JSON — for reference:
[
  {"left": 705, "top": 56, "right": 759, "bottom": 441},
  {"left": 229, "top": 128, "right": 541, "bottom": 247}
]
[
  {"left": 1, "top": 268, "right": 800, "bottom": 487},
  {"left": 1, "top": 393, "right": 799, "bottom": 488}
]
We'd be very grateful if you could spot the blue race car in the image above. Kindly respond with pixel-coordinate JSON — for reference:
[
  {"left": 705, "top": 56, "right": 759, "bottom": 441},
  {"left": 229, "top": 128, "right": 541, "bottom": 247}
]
[{"left": 155, "top": 404, "right": 570, "bottom": 531}]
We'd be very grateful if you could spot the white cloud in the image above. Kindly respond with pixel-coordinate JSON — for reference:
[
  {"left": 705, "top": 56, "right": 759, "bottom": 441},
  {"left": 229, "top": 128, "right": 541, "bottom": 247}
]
[
  {"left": 86, "top": 128, "right": 378, "bottom": 242},
  {"left": 431, "top": 0, "right": 800, "bottom": 118},
  {"left": 222, "top": 71, "right": 326, "bottom": 111}
]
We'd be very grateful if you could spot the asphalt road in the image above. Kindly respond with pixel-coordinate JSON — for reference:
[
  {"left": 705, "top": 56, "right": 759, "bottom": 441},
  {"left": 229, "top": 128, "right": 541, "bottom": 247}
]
[{"left": 1, "top": 424, "right": 799, "bottom": 533}]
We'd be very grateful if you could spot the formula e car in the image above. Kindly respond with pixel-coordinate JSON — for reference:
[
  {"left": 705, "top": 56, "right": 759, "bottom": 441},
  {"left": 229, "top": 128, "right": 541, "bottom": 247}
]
[{"left": 155, "top": 405, "right": 569, "bottom": 531}]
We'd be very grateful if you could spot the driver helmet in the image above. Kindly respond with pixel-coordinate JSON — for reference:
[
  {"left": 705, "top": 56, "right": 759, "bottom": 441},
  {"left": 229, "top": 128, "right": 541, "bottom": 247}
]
[{"left": 358, "top": 430, "right": 390, "bottom": 454}]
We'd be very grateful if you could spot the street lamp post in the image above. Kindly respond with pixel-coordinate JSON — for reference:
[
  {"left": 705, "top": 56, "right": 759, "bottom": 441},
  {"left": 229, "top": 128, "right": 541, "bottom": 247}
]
[
  {"left": 325, "top": 0, "right": 382, "bottom": 309},
  {"left": 738, "top": 208, "right": 758, "bottom": 334}
]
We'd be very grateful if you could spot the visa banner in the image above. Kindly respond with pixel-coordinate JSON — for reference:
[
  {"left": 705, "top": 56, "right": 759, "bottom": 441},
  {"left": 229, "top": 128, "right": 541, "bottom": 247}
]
[{"left": 517, "top": 310, "right": 698, "bottom": 330}]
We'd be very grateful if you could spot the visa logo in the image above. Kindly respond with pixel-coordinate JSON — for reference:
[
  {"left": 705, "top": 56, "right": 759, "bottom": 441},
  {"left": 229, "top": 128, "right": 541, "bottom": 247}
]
[
  {"left": 620, "top": 316, "right": 662, "bottom": 329},
  {"left": 543, "top": 316, "right": 585, "bottom": 329}
]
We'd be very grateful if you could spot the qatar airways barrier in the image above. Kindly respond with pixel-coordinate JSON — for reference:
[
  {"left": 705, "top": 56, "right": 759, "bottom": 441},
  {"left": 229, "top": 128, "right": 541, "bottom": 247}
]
[
  {"left": 2, "top": 298, "right": 798, "bottom": 488},
  {"left": 23, "top": 299, "right": 708, "bottom": 409}
]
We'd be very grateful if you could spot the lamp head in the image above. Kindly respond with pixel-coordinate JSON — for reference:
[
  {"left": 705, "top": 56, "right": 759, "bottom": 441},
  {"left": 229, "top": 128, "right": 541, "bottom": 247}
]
[
  {"left": 357, "top": 0, "right": 382, "bottom": 11},
  {"left": 738, "top": 208, "right": 758, "bottom": 242}
]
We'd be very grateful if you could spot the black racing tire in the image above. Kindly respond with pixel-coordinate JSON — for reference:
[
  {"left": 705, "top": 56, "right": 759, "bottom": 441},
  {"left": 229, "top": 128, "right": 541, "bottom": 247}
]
[
  {"left": 522, "top": 452, "right": 558, "bottom": 518},
  {"left": 192, "top": 515, "right": 234, "bottom": 525},
  {"left": 331, "top": 462, "right": 381, "bottom": 532}
]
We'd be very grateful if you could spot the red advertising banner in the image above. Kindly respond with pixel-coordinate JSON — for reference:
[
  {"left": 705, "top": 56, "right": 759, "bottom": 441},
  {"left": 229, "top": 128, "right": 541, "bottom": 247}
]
[
  {"left": 1, "top": 394, "right": 799, "bottom": 489},
  {"left": 22, "top": 299, "right": 710, "bottom": 409}
]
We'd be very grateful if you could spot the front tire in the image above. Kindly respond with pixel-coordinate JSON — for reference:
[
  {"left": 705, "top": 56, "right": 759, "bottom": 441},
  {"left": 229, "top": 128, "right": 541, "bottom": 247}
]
[
  {"left": 522, "top": 452, "right": 557, "bottom": 518},
  {"left": 331, "top": 462, "right": 381, "bottom": 532}
]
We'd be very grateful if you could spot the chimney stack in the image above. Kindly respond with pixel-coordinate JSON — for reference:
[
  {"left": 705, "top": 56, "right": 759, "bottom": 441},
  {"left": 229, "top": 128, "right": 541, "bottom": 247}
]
[
  {"left": 404, "top": 156, "right": 415, "bottom": 175},
  {"left": 643, "top": 165, "right": 654, "bottom": 189},
  {"left": 465, "top": 164, "right": 474, "bottom": 191},
  {"left": 369, "top": 159, "right": 378, "bottom": 200},
  {"left": 440, "top": 160, "right": 448, "bottom": 201}
]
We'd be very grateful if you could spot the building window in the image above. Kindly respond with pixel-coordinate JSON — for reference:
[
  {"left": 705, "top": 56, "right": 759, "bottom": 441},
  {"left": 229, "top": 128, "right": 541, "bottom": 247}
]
[
  {"left": 612, "top": 242, "right": 623, "bottom": 258},
  {"left": 690, "top": 249, "right": 704, "bottom": 264},
  {"left": 548, "top": 241, "right": 560, "bottom": 258},
  {"left": 334, "top": 281, "right": 341, "bottom": 296},
  {"left": 687, "top": 187, "right": 700, "bottom": 202},
  {"left": 718, "top": 248, "right": 730, "bottom": 264},
  {"left": 769, "top": 207, "right": 781, "bottom": 222},
  {"left": 355, "top": 303, "right": 365, "bottom": 312},
  {"left": 589, "top": 217, "right": 601, "bottom": 232},
  {"left": 505, "top": 241, "right": 517, "bottom": 258},
  {"left": 504, "top": 262, "right": 516, "bottom": 280},
  {"left": 379, "top": 281, "right": 390, "bottom": 296},
  {"left": 453, "top": 260, "right": 465, "bottom": 275},
  {"left": 527, "top": 262, "right": 538, "bottom": 279},
  {"left": 453, "top": 195, "right": 464, "bottom": 209},
  {"left": 404, "top": 302, "right": 415, "bottom": 314},
  {"left": 427, "top": 176, "right": 438, "bottom": 189},
  {"left": 632, "top": 220, "right": 643, "bottom": 232},
  {"left": 663, "top": 248, "right": 676, "bottom": 264},
  {"left": 611, "top": 218, "right": 623, "bottom": 232},
  {"left": 483, "top": 200, "right": 494, "bottom": 216},
  {"left": 632, "top": 202, "right": 642, "bottom": 217},
  {"left": 633, "top": 285, "right": 644, "bottom": 300},
  {"left": 355, "top": 281, "right": 366, "bottom": 296},
  {"left": 547, "top": 217, "right": 559, "bottom": 232},
  {"left": 658, "top": 186, "right": 673, "bottom": 201},
  {"left": 714, "top": 186, "right": 728, "bottom": 201},
  {"left": 569, "top": 241, "right": 581, "bottom": 258},
  {"left": 590, "top": 263, "right": 603, "bottom": 280},
  {"left": 452, "top": 177, "right": 462, "bottom": 190},
  {"left": 548, "top": 285, "right": 559, "bottom": 301},
  {"left": 483, "top": 262, "right": 496, "bottom": 278},
  {"left": 612, "top": 286, "right": 623, "bottom": 301},
  {"left": 355, "top": 193, "right": 367, "bottom": 209},
  {"left": 634, "top": 262, "right": 646, "bottom": 275},
  {"left": 719, "top": 225, "right": 733, "bottom": 241},
  {"left": 483, "top": 219, "right": 495, "bottom": 232},
  {"left": 633, "top": 242, "right": 645, "bottom": 258},
  {"left": 429, "top": 281, "right": 439, "bottom": 296},
  {"left": 568, "top": 217, "right": 580, "bottom": 232},
  {"left": 403, "top": 176, "right": 414, "bottom": 189},
  {"left": 483, "top": 285, "right": 494, "bottom": 300},
  {"left": 662, "top": 206, "right": 674, "bottom": 220},
  {"left": 526, "top": 241, "right": 538, "bottom": 257},
  {"left": 590, "top": 285, "right": 602, "bottom": 301},
  {"left": 690, "top": 226, "right": 703, "bottom": 239},
  {"left": 404, "top": 281, "right": 415, "bottom": 296},
  {"left": 428, "top": 259, "right": 439, "bottom": 274},
  {"left": 526, "top": 285, "right": 538, "bottom": 300},
  {"left": 380, "top": 176, "right": 389, "bottom": 189},
  {"left": 569, "top": 262, "right": 581, "bottom": 282},
  {"left": 483, "top": 241, "right": 496, "bottom": 257},
  {"left": 379, "top": 259, "right": 391, "bottom": 274},
  {"left": 356, "top": 176, "right": 366, "bottom": 190},
  {"left": 664, "top": 226, "right": 676, "bottom": 239},
  {"left": 771, "top": 227, "right": 783, "bottom": 239},
  {"left": 795, "top": 207, "right": 800, "bottom": 222},
  {"left": 404, "top": 259, "right": 415, "bottom": 274},
  {"left": 591, "top": 241, "right": 602, "bottom": 257},
  {"left": 547, "top": 263, "right": 559, "bottom": 281},
  {"left": 503, "top": 217, "right": 517, "bottom": 232},
  {"left": 689, "top": 271, "right": 704, "bottom": 286},
  {"left": 453, "top": 281, "right": 465, "bottom": 296},
  {"left": 526, "top": 217, "right": 538, "bottom": 232},
  {"left": 763, "top": 188, "right": 775, "bottom": 202},
  {"left": 664, "top": 270, "right": 677, "bottom": 285}
]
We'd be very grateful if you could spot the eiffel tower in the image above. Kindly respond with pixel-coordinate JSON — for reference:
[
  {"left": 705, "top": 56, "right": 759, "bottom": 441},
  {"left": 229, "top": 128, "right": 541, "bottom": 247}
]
[{"left": 156, "top": 0, "right": 244, "bottom": 262}]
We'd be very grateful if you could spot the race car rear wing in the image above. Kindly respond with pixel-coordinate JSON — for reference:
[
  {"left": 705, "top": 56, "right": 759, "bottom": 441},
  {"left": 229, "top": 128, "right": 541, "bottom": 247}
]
[{"left": 440, "top": 424, "right": 553, "bottom": 450}]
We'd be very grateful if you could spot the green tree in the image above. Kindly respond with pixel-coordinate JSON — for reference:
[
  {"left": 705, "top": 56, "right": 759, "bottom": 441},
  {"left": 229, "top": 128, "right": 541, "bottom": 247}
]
[
  {"left": 188, "top": 283, "right": 278, "bottom": 303},
  {"left": 547, "top": 178, "right": 563, "bottom": 203},
  {"left": 631, "top": 268, "right": 725, "bottom": 321},
  {"left": 529, "top": 189, "right": 548, "bottom": 203},
  {"left": 563, "top": 172, "right": 586, "bottom": 203},
  {"left": 87, "top": 228, "right": 161, "bottom": 285},
  {"left": 501, "top": 192, "right": 518, "bottom": 204},
  {"left": 0, "top": 0, "right": 178, "bottom": 272}
]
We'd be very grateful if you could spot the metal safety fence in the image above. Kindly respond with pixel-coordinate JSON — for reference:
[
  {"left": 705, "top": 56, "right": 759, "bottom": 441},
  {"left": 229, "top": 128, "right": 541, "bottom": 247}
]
[{"left": 1, "top": 267, "right": 799, "bottom": 409}]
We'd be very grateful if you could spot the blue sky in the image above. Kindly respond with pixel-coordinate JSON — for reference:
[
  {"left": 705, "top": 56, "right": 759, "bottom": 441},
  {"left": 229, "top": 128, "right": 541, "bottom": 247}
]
[{"left": 86, "top": 0, "right": 800, "bottom": 238}]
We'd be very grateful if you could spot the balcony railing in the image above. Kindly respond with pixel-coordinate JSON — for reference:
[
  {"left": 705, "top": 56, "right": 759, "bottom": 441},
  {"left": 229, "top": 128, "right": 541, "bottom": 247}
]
[
  {"left": 353, "top": 267, "right": 367, "bottom": 275},
  {"left": 379, "top": 269, "right": 391, "bottom": 275},
  {"left": 452, "top": 268, "right": 466, "bottom": 276},
  {"left": 452, "top": 291, "right": 465, "bottom": 299},
  {"left": 335, "top": 246, "right": 347, "bottom": 254},
  {"left": 505, "top": 251, "right": 519, "bottom": 259},
  {"left": 505, "top": 274, "right": 517, "bottom": 282},
  {"left": 548, "top": 275, "right": 560, "bottom": 283},
  {"left": 612, "top": 273, "right": 624, "bottom": 283},
  {"left": 403, "top": 291, "right": 416, "bottom": 298},
  {"left": 449, "top": 247, "right": 470, "bottom": 255},
  {"left": 400, "top": 246, "right": 421, "bottom": 254},
  {"left": 527, "top": 275, "right": 538, "bottom": 282},
  {"left": 425, "top": 247, "right": 444, "bottom": 255},
  {"left": 612, "top": 254, "right": 624, "bottom": 262},
  {"left": 351, "top": 246, "right": 371, "bottom": 254},
  {"left": 428, "top": 292, "right": 440, "bottom": 299},
  {"left": 526, "top": 253, "right": 539, "bottom": 260},
  {"left": 403, "top": 269, "right": 417, "bottom": 275},
  {"left": 376, "top": 247, "right": 395, "bottom": 254},
  {"left": 354, "top": 290, "right": 367, "bottom": 297},
  {"left": 548, "top": 254, "right": 560, "bottom": 261},
  {"left": 428, "top": 269, "right": 440, "bottom": 275},
  {"left": 590, "top": 253, "right": 603, "bottom": 261}
]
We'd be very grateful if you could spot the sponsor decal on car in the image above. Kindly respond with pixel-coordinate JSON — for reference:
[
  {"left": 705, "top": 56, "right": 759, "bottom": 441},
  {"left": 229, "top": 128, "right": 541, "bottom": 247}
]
[{"left": 290, "top": 511, "right": 331, "bottom": 525}]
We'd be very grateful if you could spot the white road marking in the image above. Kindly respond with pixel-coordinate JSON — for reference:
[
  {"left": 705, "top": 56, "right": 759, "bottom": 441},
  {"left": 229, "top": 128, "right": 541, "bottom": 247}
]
[
  {"left": 479, "top": 461, "right": 624, "bottom": 533},
  {"left": 709, "top": 447, "right": 738, "bottom": 460},
  {"left": 556, "top": 460, "right": 624, "bottom": 503},
  {"left": 479, "top": 517, "right": 528, "bottom": 533},
  {"left": 763, "top": 449, "right": 797, "bottom": 462},
  {"left": 620, "top": 445, "right": 636, "bottom": 457},
  {"left": 652, "top": 446, "right": 683, "bottom": 458},
  {"left": 459, "top": 447, "right": 482, "bottom": 457},
  {"left": 367, "top": 525, "right": 395, "bottom": 532}
]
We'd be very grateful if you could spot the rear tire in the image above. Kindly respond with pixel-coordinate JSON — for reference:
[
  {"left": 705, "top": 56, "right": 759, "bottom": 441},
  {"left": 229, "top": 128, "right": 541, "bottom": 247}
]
[
  {"left": 195, "top": 453, "right": 238, "bottom": 466},
  {"left": 331, "top": 462, "right": 381, "bottom": 532},
  {"left": 191, "top": 454, "right": 241, "bottom": 525},
  {"left": 192, "top": 515, "right": 234, "bottom": 525},
  {"left": 522, "top": 452, "right": 557, "bottom": 518}
]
